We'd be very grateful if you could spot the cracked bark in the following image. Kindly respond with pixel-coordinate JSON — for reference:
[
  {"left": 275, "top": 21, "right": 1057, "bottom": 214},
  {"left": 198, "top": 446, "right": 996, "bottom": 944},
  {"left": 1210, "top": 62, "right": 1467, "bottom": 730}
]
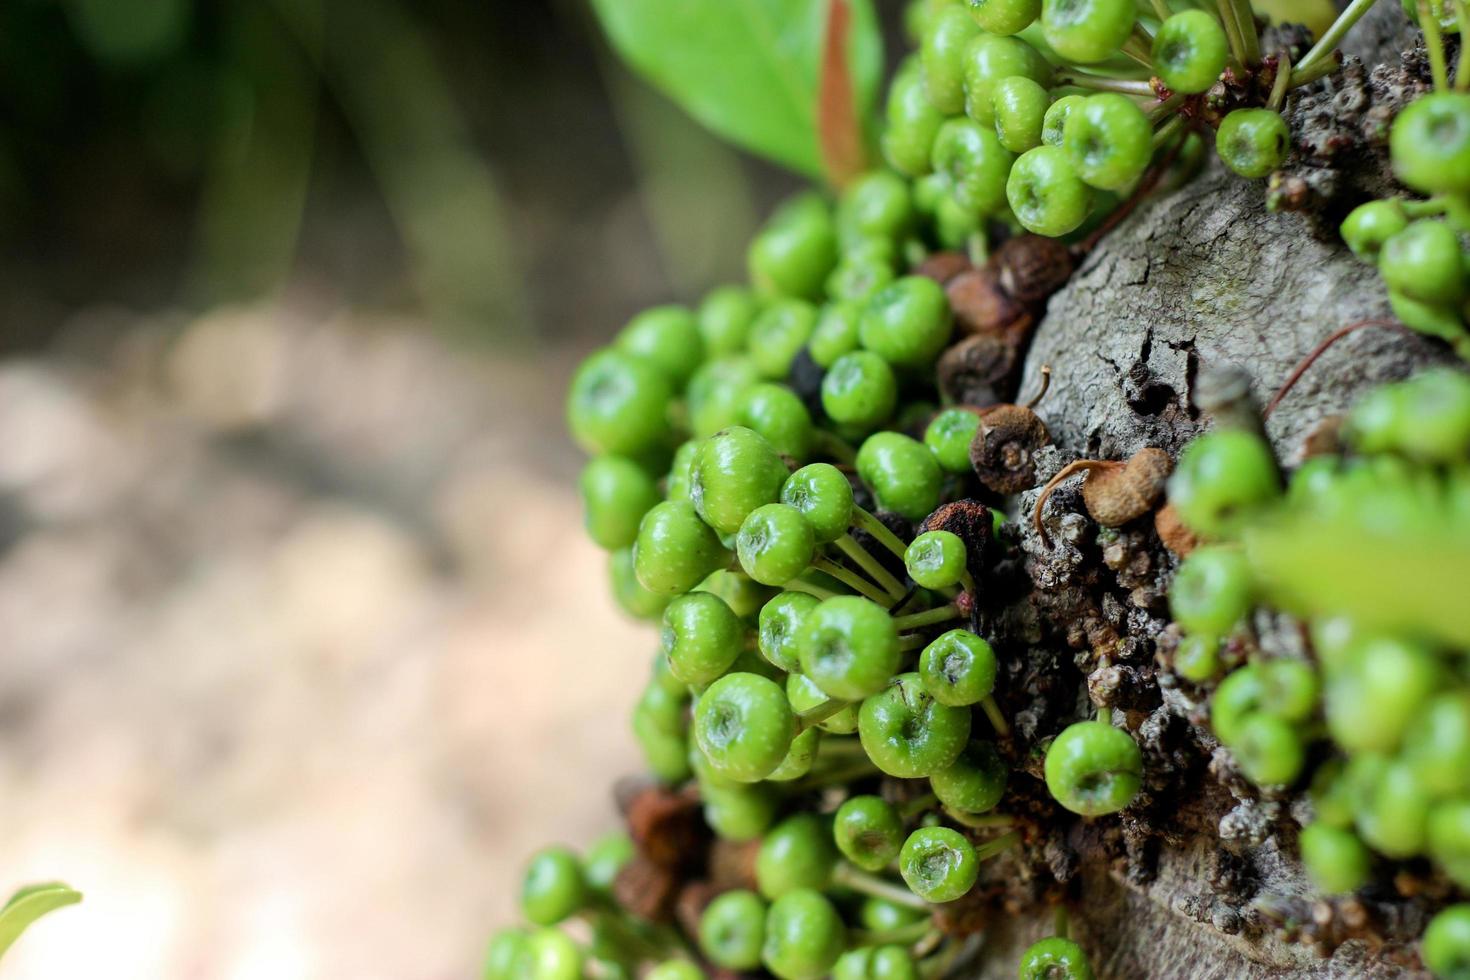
[{"left": 964, "top": 5, "right": 1455, "bottom": 978}]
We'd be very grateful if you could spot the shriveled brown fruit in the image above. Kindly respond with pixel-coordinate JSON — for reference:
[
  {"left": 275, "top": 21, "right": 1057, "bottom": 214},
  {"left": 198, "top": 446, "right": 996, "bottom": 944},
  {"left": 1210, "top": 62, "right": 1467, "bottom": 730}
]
[
  {"left": 613, "top": 854, "right": 681, "bottom": 922},
  {"left": 625, "top": 783, "right": 706, "bottom": 870},
  {"left": 1154, "top": 501, "right": 1199, "bottom": 557},
  {"left": 673, "top": 880, "right": 719, "bottom": 941},
  {"left": 919, "top": 499, "right": 996, "bottom": 576},
  {"left": 1032, "top": 448, "right": 1172, "bottom": 545},
  {"left": 970, "top": 404, "right": 1051, "bottom": 494},
  {"left": 946, "top": 266, "right": 1034, "bottom": 340},
  {"left": 913, "top": 250, "right": 972, "bottom": 285},
  {"left": 1081, "top": 448, "right": 1173, "bottom": 526},
  {"left": 994, "top": 234, "right": 1076, "bottom": 305},
  {"left": 706, "top": 838, "right": 760, "bottom": 891},
  {"left": 938, "top": 333, "right": 1022, "bottom": 407}
]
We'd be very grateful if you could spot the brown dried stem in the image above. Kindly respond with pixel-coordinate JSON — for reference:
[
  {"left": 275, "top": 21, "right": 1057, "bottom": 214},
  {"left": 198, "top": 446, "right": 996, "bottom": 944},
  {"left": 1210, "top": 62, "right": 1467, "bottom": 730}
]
[
  {"left": 1032, "top": 459, "right": 1118, "bottom": 547},
  {"left": 1261, "top": 318, "right": 1403, "bottom": 419}
]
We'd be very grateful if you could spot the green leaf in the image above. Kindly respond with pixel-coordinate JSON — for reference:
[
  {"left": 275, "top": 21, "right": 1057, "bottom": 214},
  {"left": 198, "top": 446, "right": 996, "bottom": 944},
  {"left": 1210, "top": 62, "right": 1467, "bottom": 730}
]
[
  {"left": 590, "top": 0, "right": 884, "bottom": 178},
  {"left": 0, "top": 883, "right": 82, "bottom": 960},
  {"left": 1246, "top": 522, "right": 1470, "bottom": 650}
]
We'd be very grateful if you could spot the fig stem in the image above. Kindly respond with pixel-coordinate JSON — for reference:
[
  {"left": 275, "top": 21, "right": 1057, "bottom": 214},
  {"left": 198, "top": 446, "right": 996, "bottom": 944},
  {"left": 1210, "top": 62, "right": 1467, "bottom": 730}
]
[
  {"left": 899, "top": 633, "right": 930, "bottom": 652},
  {"left": 1227, "top": 0, "right": 1261, "bottom": 65},
  {"left": 893, "top": 604, "right": 963, "bottom": 632},
  {"left": 1054, "top": 73, "right": 1156, "bottom": 96},
  {"left": 1032, "top": 459, "right": 1118, "bottom": 547},
  {"left": 1120, "top": 32, "right": 1155, "bottom": 69},
  {"left": 1151, "top": 113, "right": 1185, "bottom": 150},
  {"left": 1216, "top": 0, "right": 1250, "bottom": 68},
  {"left": 1261, "top": 318, "right": 1402, "bottom": 419},
  {"left": 852, "top": 918, "right": 935, "bottom": 948},
  {"left": 1023, "top": 364, "right": 1052, "bottom": 410},
  {"left": 1418, "top": 0, "right": 1450, "bottom": 90},
  {"left": 815, "top": 737, "right": 869, "bottom": 760},
  {"left": 791, "top": 759, "right": 882, "bottom": 793},
  {"left": 967, "top": 230, "right": 990, "bottom": 266},
  {"left": 796, "top": 697, "right": 853, "bottom": 733},
  {"left": 1295, "top": 0, "right": 1377, "bottom": 75},
  {"left": 1288, "top": 52, "right": 1342, "bottom": 87},
  {"left": 837, "top": 533, "right": 908, "bottom": 600},
  {"left": 831, "top": 863, "right": 930, "bottom": 910},
  {"left": 853, "top": 506, "right": 912, "bottom": 561},
  {"left": 944, "top": 807, "right": 1014, "bottom": 829},
  {"left": 911, "top": 928, "right": 945, "bottom": 960},
  {"left": 1146, "top": 92, "right": 1187, "bottom": 124},
  {"left": 980, "top": 696, "right": 1011, "bottom": 737},
  {"left": 918, "top": 938, "right": 964, "bottom": 978},
  {"left": 789, "top": 576, "right": 841, "bottom": 601},
  {"left": 813, "top": 428, "right": 857, "bottom": 464},
  {"left": 974, "top": 831, "right": 1023, "bottom": 861},
  {"left": 1266, "top": 50, "right": 1292, "bottom": 111},
  {"left": 1456, "top": 0, "right": 1470, "bottom": 90},
  {"left": 813, "top": 557, "right": 896, "bottom": 605},
  {"left": 901, "top": 792, "right": 940, "bottom": 820},
  {"left": 958, "top": 569, "right": 979, "bottom": 601}
]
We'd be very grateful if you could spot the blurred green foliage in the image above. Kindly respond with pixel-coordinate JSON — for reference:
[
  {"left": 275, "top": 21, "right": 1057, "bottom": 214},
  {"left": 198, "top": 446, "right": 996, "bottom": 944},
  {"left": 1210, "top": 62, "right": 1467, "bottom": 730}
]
[
  {"left": 0, "top": 0, "right": 782, "bottom": 349},
  {"left": 589, "top": 0, "right": 884, "bottom": 177}
]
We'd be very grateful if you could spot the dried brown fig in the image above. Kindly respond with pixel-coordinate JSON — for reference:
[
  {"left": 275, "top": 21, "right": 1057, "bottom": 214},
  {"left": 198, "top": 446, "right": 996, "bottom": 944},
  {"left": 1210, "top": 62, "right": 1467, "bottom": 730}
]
[
  {"left": 918, "top": 499, "right": 995, "bottom": 575},
  {"left": 1032, "top": 448, "right": 1173, "bottom": 545},
  {"left": 706, "top": 837, "right": 760, "bottom": 891},
  {"left": 938, "top": 333, "right": 1021, "bottom": 407},
  {"left": 625, "top": 784, "right": 705, "bottom": 869},
  {"left": 969, "top": 404, "right": 1051, "bottom": 494},
  {"left": 912, "top": 250, "right": 972, "bottom": 285},
  {"left": 945, "top": 266, "right": 1033, "bottom": 340},
  {"left": 613, "top": 854, "right": 680, "bottom": 922},
  {"left": 994, "top": 234, "right": 1076, "bottom": 305},
  {"left": 1084, "top": 448, "right": 1172, "bottom": 525},
  {"left": 1154, "top": 500, "right": 1199, "bottom": 557}
]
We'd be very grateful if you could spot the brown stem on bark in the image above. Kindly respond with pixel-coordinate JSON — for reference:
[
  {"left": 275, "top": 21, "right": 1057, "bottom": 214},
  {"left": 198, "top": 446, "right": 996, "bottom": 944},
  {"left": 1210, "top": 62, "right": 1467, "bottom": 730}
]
[{"left": 1261, "top": 318, "right": 1405, "bottom": 420}]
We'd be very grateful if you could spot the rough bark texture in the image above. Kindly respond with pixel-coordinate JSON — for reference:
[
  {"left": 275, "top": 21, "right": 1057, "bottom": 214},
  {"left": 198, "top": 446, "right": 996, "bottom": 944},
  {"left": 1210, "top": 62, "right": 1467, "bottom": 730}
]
[{"left": 962, "top": 5, "right": 1455, "bottom": 978}]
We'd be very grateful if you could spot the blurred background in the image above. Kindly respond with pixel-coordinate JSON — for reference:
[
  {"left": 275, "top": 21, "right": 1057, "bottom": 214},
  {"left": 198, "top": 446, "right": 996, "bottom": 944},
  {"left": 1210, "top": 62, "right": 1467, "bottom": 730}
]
[{"left": 0, "top": 0, "right": 817, "bottom": 976}]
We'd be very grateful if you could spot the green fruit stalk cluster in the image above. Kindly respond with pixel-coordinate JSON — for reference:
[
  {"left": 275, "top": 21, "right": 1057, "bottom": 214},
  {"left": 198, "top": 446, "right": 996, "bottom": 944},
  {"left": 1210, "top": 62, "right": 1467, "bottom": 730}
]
[
  {"left": 486, "top": 0, "right": 1470, "bottom": 976},
  {"left": 547, "top": 207, "right": 1112, "bottom": 974},
  {"left": 893, "top": 0, "right": 1370, "bottom": 250},
  {"left": 1339, "top": 86, "right": 1470, "bottom": 358},
  {"left": 518, "top": 179, "right": 1119, "bottom": 977}
]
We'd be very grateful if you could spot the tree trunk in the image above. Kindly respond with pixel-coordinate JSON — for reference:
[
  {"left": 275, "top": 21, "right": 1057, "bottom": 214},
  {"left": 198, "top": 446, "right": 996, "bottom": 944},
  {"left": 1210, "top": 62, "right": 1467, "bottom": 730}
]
[{"left": 969, "top": 5, "right": 1454, "bottom": 977}]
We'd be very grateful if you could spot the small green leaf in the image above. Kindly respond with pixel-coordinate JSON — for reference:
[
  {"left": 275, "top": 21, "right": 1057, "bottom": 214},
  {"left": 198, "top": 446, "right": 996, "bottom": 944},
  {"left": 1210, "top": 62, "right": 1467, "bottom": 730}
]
[
  {"left": 590, "top": 0, "right": 884, "bottom": 178},
  {"left": 0, "top": 882, "right": 82, "bottom": 960},
  {"left": 1246, "top": 522, "right": 1470, "bottom": 649}
]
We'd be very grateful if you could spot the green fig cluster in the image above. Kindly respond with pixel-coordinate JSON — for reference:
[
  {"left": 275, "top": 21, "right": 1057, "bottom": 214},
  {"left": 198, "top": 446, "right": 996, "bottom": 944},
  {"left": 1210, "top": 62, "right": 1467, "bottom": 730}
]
[
  {"left": 1162, "top": 369, "right": 1470, "bottom": 978},
  {"left": 484, "top": 0, "right": 1464, "bottom": 974},
  {"left": 1339, "top": 91, "right": 1470, "bottom": 359}
]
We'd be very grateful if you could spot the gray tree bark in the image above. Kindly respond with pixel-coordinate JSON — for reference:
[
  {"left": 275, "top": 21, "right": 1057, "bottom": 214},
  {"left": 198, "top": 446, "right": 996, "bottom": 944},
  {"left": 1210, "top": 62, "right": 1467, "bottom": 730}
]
[{"left": 1022, "top": 11, "right": 1451, "bottom": 467}]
